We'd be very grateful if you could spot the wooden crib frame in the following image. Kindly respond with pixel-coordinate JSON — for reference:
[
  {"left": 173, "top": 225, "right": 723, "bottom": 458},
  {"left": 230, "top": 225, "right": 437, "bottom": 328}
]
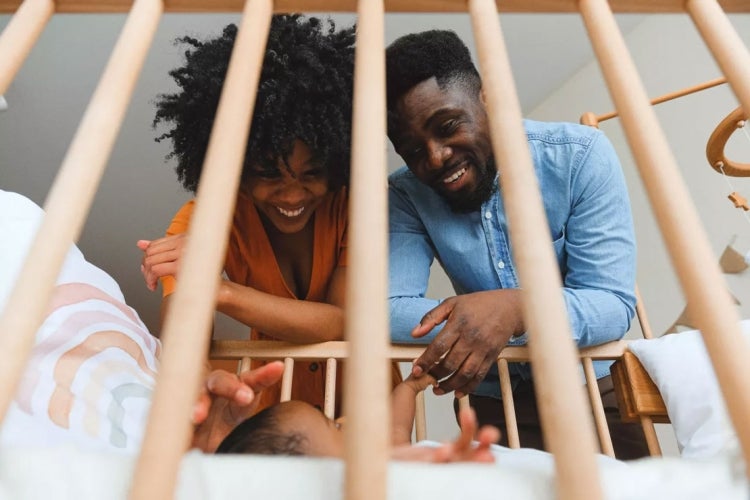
[{"left": 2, "top": 1, "right": 750, "bottom": 500}]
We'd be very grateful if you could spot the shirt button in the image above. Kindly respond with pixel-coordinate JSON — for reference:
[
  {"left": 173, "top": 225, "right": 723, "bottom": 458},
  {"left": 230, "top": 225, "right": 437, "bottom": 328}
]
[
  {"left": 309, "top": 362, "right": 319, "bottom": 372},
  {"left": 497, "top": 260, "right": 505, "bottom": 269},
  {"left": 484, "top": 211, "right": 492, "bottom": 219}
]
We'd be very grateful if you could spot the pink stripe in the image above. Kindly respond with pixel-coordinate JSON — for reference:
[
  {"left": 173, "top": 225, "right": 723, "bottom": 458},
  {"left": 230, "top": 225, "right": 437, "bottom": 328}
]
[
  {"left": 47, "top": 283, "right": 139, "bottom": 325},
  {"left": 46, "top": 283, "right": 160, "bottom": 356},
  {"left": 49, "top": 330, "right": 157, "bottom": 429}
]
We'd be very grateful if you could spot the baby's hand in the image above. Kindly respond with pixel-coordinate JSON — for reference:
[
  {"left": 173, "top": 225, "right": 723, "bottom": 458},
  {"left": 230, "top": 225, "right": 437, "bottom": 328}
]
[
  {"left": 391, "top": 408, "right": 499, "bottom": 463},
  {"left": 402, "top": 373, "right": 437, "bottom": 393}
]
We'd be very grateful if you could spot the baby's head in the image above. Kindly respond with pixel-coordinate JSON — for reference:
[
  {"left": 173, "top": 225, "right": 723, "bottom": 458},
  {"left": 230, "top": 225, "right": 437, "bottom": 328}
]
[{"left": 216, "top": 400, "right": 344, "bottom": 457}]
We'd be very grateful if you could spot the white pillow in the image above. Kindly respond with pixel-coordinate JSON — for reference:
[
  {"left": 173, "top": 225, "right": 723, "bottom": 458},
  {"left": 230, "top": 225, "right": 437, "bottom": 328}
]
[{"left": 628, "top": 319, "right": 750, "bottom": 458}]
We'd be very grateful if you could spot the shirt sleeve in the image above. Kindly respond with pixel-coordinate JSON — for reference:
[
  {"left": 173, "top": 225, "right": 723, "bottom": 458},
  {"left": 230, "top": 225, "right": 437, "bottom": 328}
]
[
  {"left": 160, "top": 200, "right": 195, "bottom": 298},
  {"left": 561, "top": 130, "right": 637, "bottom": 347},
  {"left": 388, "top": 180, "right": 443, "bottom": 344}
]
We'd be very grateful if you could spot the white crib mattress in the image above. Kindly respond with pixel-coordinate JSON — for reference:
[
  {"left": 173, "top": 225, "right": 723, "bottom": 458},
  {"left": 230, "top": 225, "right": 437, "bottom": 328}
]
[{"left": 0, "top": 446, "right": 745, "bottom": 500}]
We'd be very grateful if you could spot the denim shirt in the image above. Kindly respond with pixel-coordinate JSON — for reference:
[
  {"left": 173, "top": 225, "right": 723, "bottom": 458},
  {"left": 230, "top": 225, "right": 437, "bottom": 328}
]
[{"left": 388, "top": 120, "right": 636, "bottom": 397}]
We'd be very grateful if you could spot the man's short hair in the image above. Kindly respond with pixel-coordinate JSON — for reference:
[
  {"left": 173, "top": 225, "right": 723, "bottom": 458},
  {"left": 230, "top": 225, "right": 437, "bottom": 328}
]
[{"left": 385, "top": 30, "right": 481, "bottom": 112}]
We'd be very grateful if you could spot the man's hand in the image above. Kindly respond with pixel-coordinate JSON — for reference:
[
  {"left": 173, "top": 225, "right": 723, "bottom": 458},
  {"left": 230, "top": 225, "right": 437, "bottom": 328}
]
[
  {"left": 411, "top": 289, "right": 523, "bottom": 397},
  {"left": 191, "top": 361, "right": 284, "bottom": 453},
  {"left": 390, "top": 408, "right": 499, "bottom": 463},
  {"left": 137, "top": 234, "right": 188, "bottom": 291}
]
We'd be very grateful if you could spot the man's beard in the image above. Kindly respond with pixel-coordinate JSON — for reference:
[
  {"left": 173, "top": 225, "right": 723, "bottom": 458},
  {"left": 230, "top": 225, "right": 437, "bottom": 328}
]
[{"left": 444, "top": 157, "right": 498, "bottom": 214}]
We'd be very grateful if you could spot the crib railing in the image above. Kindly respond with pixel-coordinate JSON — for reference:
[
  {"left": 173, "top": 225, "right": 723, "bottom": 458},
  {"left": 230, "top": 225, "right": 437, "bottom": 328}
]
[
  {"left": 2, "top": 2, "right": 750, "bottom": 500},
  {"left": 209, "top": 339, "right": 641, "bottom": 455},
  {"left": 1, "top": 0, "right": 750, "bottom": 13}
]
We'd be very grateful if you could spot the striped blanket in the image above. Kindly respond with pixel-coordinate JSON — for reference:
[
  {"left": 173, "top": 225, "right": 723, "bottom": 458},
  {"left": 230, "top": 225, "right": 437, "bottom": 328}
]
[{"left": 0, "top": 190, "right": 160, "bottom": 453}]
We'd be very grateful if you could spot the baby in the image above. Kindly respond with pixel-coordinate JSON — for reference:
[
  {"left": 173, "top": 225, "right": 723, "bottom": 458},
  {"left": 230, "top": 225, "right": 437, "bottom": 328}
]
[{"left": 216, "top": 373, "right": 500, "bottom": 463}]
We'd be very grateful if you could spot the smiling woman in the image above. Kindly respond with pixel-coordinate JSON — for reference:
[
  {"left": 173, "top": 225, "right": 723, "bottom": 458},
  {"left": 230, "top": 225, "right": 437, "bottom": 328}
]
[{"left": 136, "top": 14, "right": 401, "bottom": 416}]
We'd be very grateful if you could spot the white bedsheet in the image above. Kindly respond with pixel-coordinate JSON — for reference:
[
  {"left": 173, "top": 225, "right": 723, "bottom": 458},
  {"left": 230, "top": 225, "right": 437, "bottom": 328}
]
[{"left": 0, "top": 446, "right": 745, "bottom": 500}]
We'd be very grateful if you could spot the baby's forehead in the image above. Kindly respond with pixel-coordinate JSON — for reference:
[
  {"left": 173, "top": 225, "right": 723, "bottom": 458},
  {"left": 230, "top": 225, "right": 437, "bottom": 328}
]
[{"left": 278, "top": 400, "right": 326, "bottom": 420}]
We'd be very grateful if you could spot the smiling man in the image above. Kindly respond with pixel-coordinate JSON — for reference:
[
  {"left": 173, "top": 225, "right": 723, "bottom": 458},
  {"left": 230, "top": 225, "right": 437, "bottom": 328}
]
[{"left": 385, "top": 30, "right": 647, "bottom": 458}]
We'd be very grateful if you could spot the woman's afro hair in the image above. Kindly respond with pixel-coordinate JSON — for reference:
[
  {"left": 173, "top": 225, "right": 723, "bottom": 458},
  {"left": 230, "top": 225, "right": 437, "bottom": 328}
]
[{"left": 154, "top": 14, "right": 356, "bottom": 193}]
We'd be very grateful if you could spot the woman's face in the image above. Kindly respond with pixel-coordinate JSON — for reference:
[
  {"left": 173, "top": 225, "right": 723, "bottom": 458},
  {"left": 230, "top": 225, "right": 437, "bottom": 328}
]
[{"left": 245, "top": 141, "right": 330, "bottom": 234}]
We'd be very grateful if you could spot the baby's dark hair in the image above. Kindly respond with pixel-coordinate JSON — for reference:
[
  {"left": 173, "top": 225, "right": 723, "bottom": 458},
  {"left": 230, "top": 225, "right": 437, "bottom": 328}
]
[
  {"left": 215, "top": 405, "right": 307, "bottom": 456},
  {"left": 385, "top": 29, "right": 481, "bottom": 115},
  {"left": 153, "top": 14, "right": 355, "bottom": 193}
]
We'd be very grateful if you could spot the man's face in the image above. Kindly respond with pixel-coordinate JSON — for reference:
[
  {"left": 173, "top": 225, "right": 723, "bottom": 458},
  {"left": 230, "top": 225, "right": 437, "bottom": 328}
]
[{"left": 390, "top": 77, "right": 497, "bottom": 213}]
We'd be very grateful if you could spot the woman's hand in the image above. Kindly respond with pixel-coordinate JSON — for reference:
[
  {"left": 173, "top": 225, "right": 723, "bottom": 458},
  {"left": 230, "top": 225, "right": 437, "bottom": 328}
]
[{"left": 137, "top": 234, "right": 188, "bottom": 291}]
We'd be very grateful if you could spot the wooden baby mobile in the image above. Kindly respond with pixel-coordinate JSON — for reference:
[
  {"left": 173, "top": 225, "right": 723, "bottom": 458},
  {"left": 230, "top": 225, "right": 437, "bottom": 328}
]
[
  {"left": 664, "top": 101, "right": 750, "bottom": 334},
  {"left": 706, "top": 103, "right": 750, "bottom": 217},
  {"left": 706, "top": 102, "right": 750, "bottom": 274}
]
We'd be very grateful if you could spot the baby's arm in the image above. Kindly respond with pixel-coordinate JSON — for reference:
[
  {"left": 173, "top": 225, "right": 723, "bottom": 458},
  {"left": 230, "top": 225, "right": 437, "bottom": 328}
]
[
  {"left": 390, "top": 408, "right": 499, "bottom": 463},
  {"left": 391, "top": 374, "right": 436, "bottom": 446}
]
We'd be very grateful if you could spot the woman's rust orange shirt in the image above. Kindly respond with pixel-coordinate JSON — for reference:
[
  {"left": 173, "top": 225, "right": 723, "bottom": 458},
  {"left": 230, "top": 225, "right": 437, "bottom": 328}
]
[{"left": 161, "top": 188, "right": 399, "bottom": 414}]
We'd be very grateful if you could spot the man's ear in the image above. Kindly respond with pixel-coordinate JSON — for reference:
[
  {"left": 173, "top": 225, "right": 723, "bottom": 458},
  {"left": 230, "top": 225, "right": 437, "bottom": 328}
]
[{"left": 479, "top": 86, "right": 487, "bottom": 106}]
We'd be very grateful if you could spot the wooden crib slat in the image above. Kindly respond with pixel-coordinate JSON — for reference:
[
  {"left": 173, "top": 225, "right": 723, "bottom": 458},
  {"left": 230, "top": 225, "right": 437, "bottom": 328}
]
[
  {"left": 583, "top": 358, "right": 615, "bottom": 457},
  {"left": 634, "top": 285, "right": 654, "bottom": 339},
  {"left": 280, "top": 358, "right": 295, "bottom": 402},
  {"left": 468, "top": 2, "right": 603, "bottom": 499},
  {"left": 579, "top": 0, "right": 750, "bottom": 476},
  {"left": 343, "top": 1, "right": 389, "bottom": 499},
  {"left": 687, "top": 0, "right": 750, "bottom": 119},
  {"left": 414, "top": 391, "right": 427, "bottom": 442},
  {"left": 457, "top": 394, "right": 470, "bottom": 412},
  {"left": 0, "top": 0, "right": 53, "bottom": 95},
  {"left": 497, "top": 359, "right": 520, "bottom": 449},
  {"left": 0, "top": 0, "right": 162, "bottom": 430},
  {"left": 324, "top": 358, "right": 337, "bottom": 419},
  {"left": 128, "top": 1, "right": 272, "bottom": 498},
  {"left": 640, "top": 415, "right": 663, "bottom": 457},
  {"left": 239, "top": 357, "right": 252, "bottom": 373}
]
